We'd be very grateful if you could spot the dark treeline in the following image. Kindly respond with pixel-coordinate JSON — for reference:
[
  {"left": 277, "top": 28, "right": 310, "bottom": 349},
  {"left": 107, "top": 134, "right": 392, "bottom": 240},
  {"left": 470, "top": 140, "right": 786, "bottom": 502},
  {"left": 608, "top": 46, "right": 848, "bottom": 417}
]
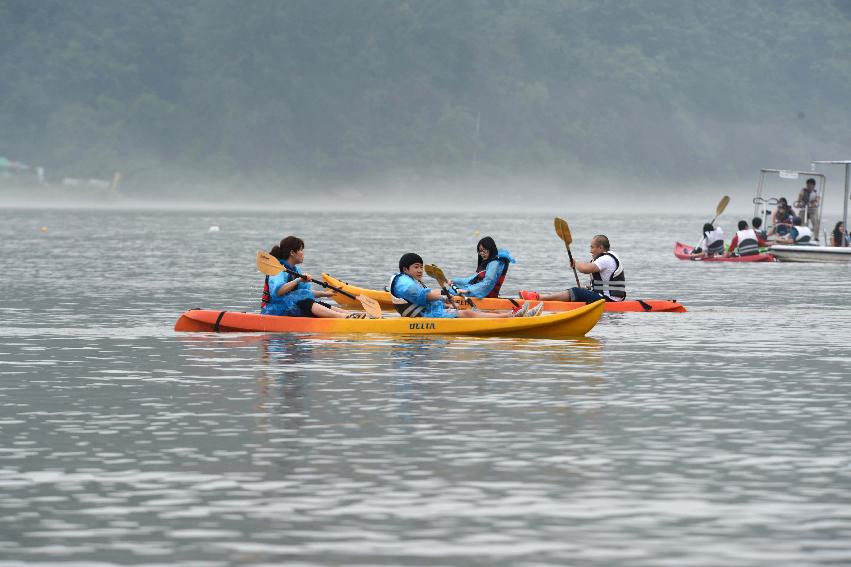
[{"left": 1, "top": 0, "right": 850, "bottom": 192}]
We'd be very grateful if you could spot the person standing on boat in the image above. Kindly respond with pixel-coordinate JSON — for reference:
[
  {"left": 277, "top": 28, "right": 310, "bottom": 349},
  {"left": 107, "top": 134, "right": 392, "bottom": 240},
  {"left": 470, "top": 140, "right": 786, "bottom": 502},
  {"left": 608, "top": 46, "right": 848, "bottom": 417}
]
[
  {"left": 261, "top": 236, "right": 357, "bottom": 319},
  {"left": 795, "top": 178, "right": 820, "bottom": 231},
  {"left": 451, "top": 236, "right": 516, "bottom": 298},
  {"left": 775, "top": 219, "right": 814, "bottom": 245},
  {"left": 690, "top": 223, "right": 725, "bottom": 258},
  {"left": 390, "top": 253, "right": 542, "bottom": 318},
  {"left": 725, "top": 220, "right": 767, "bottom": 257},
  {"left": 831, "top": 221, "right": 849, "bottom": 247},
  {"left": 519, "top": 235, "right": 625, "bottom": 304}
]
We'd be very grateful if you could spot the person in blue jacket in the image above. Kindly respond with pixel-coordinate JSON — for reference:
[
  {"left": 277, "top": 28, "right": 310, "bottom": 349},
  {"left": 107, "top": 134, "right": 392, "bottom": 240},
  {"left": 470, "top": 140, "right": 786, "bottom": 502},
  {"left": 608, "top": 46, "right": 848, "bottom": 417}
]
[
  {"left": 261, "top": 235, "right": 356, "bottom": 318},
  {"left": 451, "top": 236, "right": 516, "bottom": 298},
  {"left": 389, "top": 253, "right": 542, "bottom": 319}
]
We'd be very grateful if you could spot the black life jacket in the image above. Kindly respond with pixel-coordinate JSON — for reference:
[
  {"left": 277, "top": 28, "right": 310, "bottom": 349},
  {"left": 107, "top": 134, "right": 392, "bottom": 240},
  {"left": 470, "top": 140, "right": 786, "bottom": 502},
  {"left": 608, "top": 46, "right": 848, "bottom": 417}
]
[
  {"left": 590, "top": 251, "right": 626, "bottom": 300},
  {"left": 735, "top": 229, "right": 760, "bottom": 256},
  {"left": 707, "top": 237, "right": 725, "bottom": 255},
  {"left": 388, "top": 274, "right": 426, "bottom": 318},
  {"left": 468, "top": 258, "right": 510, "bottom": 298}
]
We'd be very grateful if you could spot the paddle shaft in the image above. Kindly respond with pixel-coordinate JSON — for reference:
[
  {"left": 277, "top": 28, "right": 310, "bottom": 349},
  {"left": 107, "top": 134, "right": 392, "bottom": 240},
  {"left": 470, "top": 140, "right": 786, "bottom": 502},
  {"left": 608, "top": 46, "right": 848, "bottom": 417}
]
[
  {"left": 565, "top": 244, "right": 582, "bottom": 287},
  {"left": 279, "top": 266, "right": 358, "bottom": 300}
]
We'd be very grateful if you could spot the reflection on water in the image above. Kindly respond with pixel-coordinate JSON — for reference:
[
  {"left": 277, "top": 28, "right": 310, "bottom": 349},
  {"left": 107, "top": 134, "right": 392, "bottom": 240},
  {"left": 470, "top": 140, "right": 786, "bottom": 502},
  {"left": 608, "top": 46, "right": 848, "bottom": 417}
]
[{"left": 0, "top": 209, "right": 850, "bottom": 566}]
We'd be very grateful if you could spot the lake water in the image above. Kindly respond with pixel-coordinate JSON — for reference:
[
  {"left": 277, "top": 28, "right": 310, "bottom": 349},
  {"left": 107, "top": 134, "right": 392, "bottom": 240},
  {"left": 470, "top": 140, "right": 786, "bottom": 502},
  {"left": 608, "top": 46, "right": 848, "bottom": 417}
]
[{"left": 1, "top": 208, "right": 850, "bottom": 566}]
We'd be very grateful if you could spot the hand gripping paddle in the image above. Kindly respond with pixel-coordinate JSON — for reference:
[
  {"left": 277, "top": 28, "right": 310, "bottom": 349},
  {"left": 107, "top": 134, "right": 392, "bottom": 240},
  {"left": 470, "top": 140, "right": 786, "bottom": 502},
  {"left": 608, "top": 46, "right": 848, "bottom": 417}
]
[
  {"left": 424, "top": 263, "right": 477, "bottom": 310},
  {"left": 256, "top": 251, "right": 382, "bottom": 319}
]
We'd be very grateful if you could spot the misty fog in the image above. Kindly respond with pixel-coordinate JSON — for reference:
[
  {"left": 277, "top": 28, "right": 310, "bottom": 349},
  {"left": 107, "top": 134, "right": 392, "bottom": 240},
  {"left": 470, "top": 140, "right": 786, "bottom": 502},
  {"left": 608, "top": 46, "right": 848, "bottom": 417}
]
[{"left": 1, "top": 0, "right": 849, "bottom": 212}]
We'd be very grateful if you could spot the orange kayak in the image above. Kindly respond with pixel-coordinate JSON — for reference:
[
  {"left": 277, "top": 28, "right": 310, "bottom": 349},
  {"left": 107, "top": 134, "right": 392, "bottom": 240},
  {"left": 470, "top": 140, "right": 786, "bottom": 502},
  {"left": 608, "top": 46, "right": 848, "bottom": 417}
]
[
  {"left": 174, "top": 300, "right": 605, "bottom": 339},
  {"left": 321, "top": 274, "right": 687, "bottom": 313}
]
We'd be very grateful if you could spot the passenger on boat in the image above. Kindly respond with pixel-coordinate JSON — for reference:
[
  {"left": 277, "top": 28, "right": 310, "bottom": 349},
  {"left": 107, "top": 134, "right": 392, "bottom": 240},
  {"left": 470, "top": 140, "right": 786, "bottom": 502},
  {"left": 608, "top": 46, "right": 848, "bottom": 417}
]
[
  {"left": 261, "top": 236, "right": 355, "bottom": 318},
  {"left": 795, "top": 178, "right": 820, "bottom": 230},
  {"left": 390, "top": 253, "right": 542, "bottom": 318},
  {"left": 725, "top": 220, "right": 767, "bottom": 257},
  {"left": 450, "top": 236, "right": 516, "bottom": 298},
  {"left": 831, "top": 222, "right": 849, "bottom": 247},
  {"left": 769, "top": 198, "right": 794, "bottom": 237},
  {"left": 519, "top": 235, "right": 625, "bottom": 304},
  {"left": 775, "top": 219, "right": 814, "bottom": 245},
  {"left": 751, "top": 217, "right": 768, "bottom": 240},
  {"left": 690, "top": 223, "right": 725, "bottom": 258}
]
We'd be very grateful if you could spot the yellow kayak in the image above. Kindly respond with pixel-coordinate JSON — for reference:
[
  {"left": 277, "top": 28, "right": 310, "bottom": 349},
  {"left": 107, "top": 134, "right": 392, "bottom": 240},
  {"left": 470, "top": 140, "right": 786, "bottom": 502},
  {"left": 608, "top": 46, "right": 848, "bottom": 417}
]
[
  {"left": 322, "top": 273, "right": 687, "bottom": 313},
  {"left": 174, "top": 300, "right": 604, "bottom": 339}
]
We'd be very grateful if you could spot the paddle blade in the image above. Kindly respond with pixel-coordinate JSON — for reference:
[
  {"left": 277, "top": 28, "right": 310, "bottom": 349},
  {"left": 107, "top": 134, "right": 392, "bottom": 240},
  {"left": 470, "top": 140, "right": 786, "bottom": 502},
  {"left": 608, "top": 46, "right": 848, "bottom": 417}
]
[
  {"left": 716, "top": 195, "right": 730, "bottom": 216},
  {"left": 425, "top": 263, "right": 449, "bottom": 286},
  {"left": 357, "top": 295, "right": 383, "bottom": 319},
  {"left": 256, "top": 250, "right": 283, "bottom": 276},
  {"left": 554, "top": 217, "right": 572, "bottom": 246}
]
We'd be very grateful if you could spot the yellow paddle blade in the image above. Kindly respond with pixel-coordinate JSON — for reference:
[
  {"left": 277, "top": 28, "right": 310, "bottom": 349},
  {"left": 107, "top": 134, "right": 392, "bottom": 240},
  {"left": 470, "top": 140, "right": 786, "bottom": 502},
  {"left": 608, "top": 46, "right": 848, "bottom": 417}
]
[
  {"left": 256, "top": 250, "right": 283, "bottom": 276},
  {"left": 357, "top": 295, "right": 383, "bottom": 319},
  {"left": 554, "top": 217, "right": 572, "bottom": 246},
  {"left": 425, "top": 263, "right": 449, "bottom": 286},
  {"left": 716, "top": 195, "right": 730, "bottom": 216}
]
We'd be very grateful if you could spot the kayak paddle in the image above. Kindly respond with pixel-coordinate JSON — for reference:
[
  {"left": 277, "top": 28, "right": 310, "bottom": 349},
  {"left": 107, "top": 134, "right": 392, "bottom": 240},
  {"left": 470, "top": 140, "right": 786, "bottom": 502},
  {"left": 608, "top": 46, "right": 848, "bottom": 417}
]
[
  {"left": 256, "top": 251, "right": 383, "bottom": 319},
  {"left": 554, "top": 217, "right": 582, "bottom": 287},
  {"left": 691, "top": 195, "right": 731, "bottom": 251},
  {"left": 710, "top": 195, "right": 731, "bottom": 226},
  {"left": 425, "top": 264, "right": 477, "bottom": 310}
]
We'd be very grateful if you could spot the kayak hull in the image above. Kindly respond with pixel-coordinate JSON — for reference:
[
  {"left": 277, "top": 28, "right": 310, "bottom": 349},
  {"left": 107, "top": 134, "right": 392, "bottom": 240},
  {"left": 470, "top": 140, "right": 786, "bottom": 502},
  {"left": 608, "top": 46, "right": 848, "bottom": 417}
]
[
  {"left": 768, "top": 244, "right": 851, "bottom": 263},
  {"left": 174, "top": 300, "right": 605, "bottom": 339},
  {"left": 673, "top": 242, "right": 775, "bottom": 262},
  {"left": 322, "top": 274, "right": 687, "bottom": 313}
]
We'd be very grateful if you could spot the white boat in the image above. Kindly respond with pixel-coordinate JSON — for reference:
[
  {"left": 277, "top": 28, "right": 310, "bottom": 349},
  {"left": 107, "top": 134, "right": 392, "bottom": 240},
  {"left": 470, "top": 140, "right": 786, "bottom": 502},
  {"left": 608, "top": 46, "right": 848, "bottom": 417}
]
[
  {"left": 767, "top": 159, "right": 851, "bottom": 263},
  {"left": 768, "top": 243, "right": 851, "bottom": 263}
]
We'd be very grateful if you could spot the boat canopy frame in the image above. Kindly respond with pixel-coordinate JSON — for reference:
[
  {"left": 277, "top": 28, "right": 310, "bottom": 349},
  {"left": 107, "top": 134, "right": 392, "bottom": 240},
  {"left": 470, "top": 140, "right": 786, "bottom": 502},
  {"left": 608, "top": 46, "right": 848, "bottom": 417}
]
[{"left": 752, "top": 169, "right": 826, "bottom": 240}]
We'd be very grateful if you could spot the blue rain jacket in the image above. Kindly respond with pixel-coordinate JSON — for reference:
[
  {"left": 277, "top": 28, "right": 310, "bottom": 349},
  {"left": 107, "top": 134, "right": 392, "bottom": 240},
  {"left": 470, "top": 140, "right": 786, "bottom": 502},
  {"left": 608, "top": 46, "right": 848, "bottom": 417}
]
[
  {"left": 261, "top": 261, "right": 316, "bottom": 316},
  {"left": 391, "top": 273, "right": 457, "bottom": 319},
  {"left": 451, "top": 248, "right": 516, "bottom": 298}
]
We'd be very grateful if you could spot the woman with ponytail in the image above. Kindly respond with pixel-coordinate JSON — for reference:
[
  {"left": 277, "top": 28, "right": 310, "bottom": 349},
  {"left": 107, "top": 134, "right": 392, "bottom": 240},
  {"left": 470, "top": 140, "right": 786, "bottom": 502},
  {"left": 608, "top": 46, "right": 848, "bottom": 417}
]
[{"left": 260, "top": 236, "right": 356, "bottom": 318}]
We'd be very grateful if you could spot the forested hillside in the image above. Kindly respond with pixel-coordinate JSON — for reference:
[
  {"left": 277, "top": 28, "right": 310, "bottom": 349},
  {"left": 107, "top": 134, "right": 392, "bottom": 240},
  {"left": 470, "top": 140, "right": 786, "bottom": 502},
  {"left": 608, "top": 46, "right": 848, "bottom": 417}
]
[{"left": 1, "top": 0, "right": 850, "bottom": 193}]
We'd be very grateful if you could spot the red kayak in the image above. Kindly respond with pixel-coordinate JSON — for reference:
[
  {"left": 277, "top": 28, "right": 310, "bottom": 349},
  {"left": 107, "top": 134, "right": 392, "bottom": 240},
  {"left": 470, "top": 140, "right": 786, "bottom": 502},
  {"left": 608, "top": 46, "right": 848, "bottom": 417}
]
[{"left": 674, "top": 242, "right": 775, "bottom": 262}]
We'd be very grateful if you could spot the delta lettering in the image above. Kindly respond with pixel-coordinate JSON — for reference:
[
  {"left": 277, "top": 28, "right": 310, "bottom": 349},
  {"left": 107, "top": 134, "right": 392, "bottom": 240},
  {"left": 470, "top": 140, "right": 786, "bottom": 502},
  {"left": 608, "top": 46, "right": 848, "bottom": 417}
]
[{"left": 409, "top": 322, "right": 437, "bottom": 330}]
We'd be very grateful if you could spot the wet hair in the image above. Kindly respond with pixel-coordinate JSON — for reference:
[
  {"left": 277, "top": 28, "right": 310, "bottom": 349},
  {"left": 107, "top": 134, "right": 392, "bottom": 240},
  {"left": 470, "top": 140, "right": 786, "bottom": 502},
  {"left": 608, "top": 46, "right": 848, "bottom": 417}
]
[
  {"left": 399, "top": 252, "right": 423, "bottom": 272},
  {"left": 702, "top": 223, "right": 715, "bottom": 235},
  {"left": 592, "top": 234, "right": 610, "bottom": 250},
  {"left": 737, "top": 220, "right": 748, "bottom": 230},
  {"left": 835, "top": 221, "right": 845, "bottom": 232},
  {"left": 807, "top": 178, "right": 816, "bottom": 186},
  {"left": 270, "top": 235, "right": 305, "bottom": 260},
  {"left": 752, "top": 217, "right": 762, "bottom": 229},
  {"left": 834, "top": 221, "right": 846, "bottom": 244},
  {"left": 476, "top": 236, "right": 499, "bottom": 270}
]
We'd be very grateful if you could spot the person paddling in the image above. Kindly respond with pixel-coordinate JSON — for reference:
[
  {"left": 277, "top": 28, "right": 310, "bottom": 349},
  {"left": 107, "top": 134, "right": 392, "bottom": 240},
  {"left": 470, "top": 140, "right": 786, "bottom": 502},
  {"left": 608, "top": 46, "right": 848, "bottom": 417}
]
[
  {"left": 450, "top": 236, "right": 516, "bottom": 298},
  {"left": 391, "top": 253, "right": 543, "bottom": 318},
  {"left": 519, "top": 234, "right": 625, "bottom": 303},
  {"left": 261, "top": 236, "right": 358, "bottom": 319},
  {"left": 725, "top": 220, "right": 767, "bottom": 257},
  {"left": 690, "top": 223, "right": 725, "bottom": 258}
]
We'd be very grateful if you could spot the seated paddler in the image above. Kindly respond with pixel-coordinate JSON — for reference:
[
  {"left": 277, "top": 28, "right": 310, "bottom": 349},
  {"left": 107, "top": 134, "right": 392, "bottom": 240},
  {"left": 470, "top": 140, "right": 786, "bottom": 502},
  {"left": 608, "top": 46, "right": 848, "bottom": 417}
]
[
  {"left": 390, "top": 253, "right": 542, "bottom": 319},
  {"left": 451, "top": 236, "right": 516, "bottom": 298},
  {"left": 261, "top": 235, "right": 357, "bottom": 319}
]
